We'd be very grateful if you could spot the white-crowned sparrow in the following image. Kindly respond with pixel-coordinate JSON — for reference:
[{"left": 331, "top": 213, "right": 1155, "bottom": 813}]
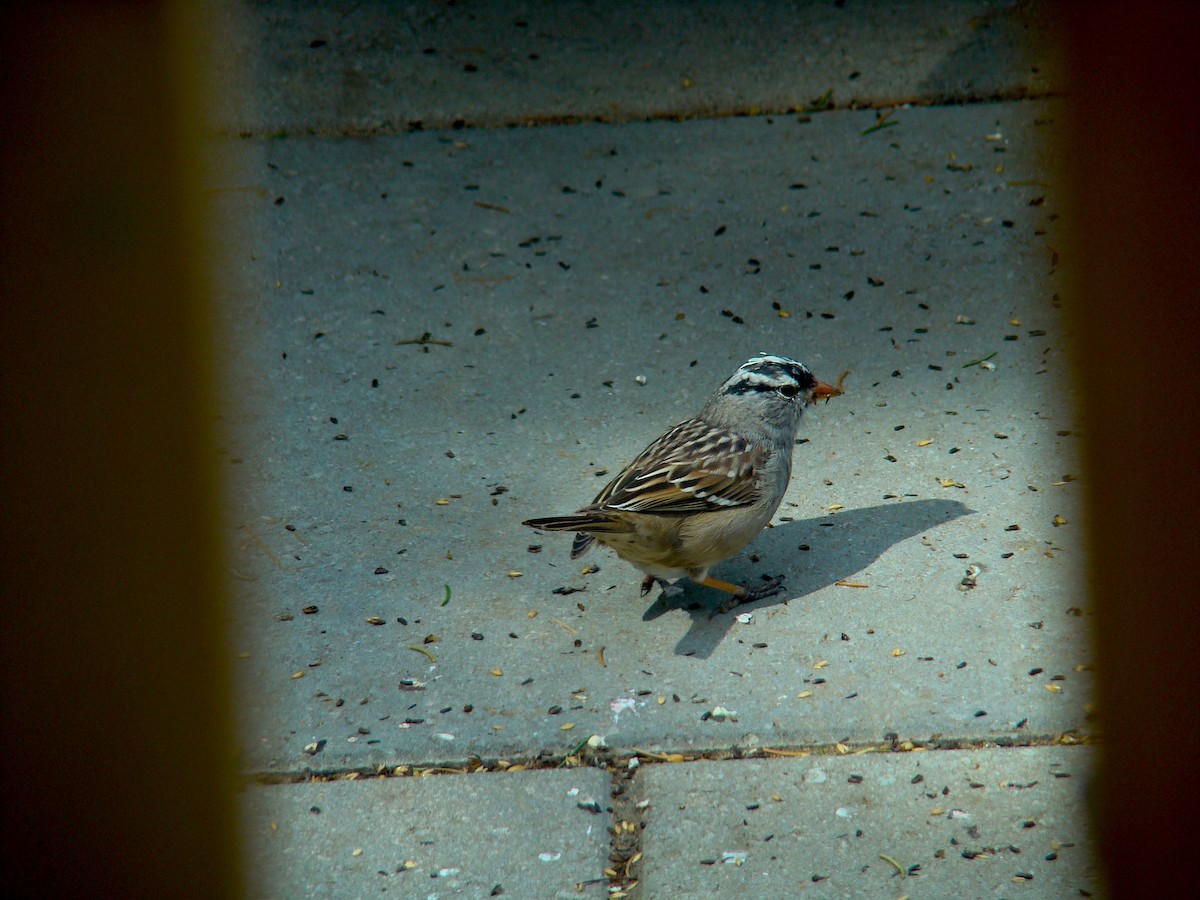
[{"left": 524, "top": 354, "right": 842, "bottom": 612}]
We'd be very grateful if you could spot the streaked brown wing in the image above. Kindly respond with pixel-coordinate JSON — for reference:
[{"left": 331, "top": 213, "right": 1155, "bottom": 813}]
[{"left": 585, "top": 419, "right": 764, "bottom": 515}]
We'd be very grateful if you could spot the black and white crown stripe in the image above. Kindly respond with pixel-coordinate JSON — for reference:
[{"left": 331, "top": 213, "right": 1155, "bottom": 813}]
[{"left": 721, "top": 354, "right": 818, "bottom": 395}]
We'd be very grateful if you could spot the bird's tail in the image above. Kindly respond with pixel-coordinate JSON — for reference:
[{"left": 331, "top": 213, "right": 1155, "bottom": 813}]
[
  {"left": 522, "top": 514, "right": 614, "bottom": 532},
  {"left": 522, "top": 514, "right": 631, "bottom": 560},
  {"left": 570, "top": 533, "right": 594, "bottom": 559}
]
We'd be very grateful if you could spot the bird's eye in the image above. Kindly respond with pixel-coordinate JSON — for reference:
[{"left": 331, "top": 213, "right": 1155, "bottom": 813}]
[{"left": 778, "top": 384, "right": 799, "bottom": 398}]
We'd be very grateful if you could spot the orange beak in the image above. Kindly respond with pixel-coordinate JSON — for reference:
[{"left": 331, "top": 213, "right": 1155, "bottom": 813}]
[{"left": 810, "top": 375, "right": 844, "bottom": 404}]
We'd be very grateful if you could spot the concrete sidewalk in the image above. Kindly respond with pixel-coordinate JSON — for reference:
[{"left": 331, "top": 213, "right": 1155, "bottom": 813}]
[{"left": 208, "top": 2, "right": 1098, "bottom": 896}]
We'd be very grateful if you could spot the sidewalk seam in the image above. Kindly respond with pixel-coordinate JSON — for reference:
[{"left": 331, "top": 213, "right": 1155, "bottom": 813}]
[
  {"left": 223, "top": 89, "right": 1064, "bottom": 140},
  {"left": 242, "top": 738, "right": 1092, "bottom": 895},
  {"left": 243, "top": 730, "right": 1092, "bottom": 783}
]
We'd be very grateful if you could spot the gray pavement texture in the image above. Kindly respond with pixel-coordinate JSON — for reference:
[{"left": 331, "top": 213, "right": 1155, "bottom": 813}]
[
  {"left": 211, "top": 0, "right": 1059, "bottom": 135},
  {"left": 210, "top": 1, "right": 1099, "bottom": 896},
  {"left": 638, "top": 747, "right": 1096, "bottom": 897},
  {"left": 240, "top": 768, "right": 613, "bottom": 899}
]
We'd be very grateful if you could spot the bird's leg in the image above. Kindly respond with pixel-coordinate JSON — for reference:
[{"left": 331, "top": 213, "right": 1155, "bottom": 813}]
[
  {"left": 641, "top": 574, "right": 684, "bottom": 601},
  {"left": 699, "top": 574, "right": 786, "bottom": 615}
]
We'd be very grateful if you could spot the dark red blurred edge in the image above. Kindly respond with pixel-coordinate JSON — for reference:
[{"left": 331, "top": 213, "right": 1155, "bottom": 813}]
[
  {"left": 0, "top": 4, "right": 241, "bottom": 898},
  {"left": 1061, "top": 2, "right": 1200, "bottom": 896}
]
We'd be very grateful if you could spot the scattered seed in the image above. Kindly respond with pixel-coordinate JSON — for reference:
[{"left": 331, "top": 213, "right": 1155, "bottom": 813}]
[
  {"left": 491, "top": 668, "right": 503, "bottom": 676},
  {"left": 879, "top": 853, "right": 906, "bottom": 877},
  {"left": 962, "top": 351, "right": 997, "bottom": 368},
  {"left": 366, "top": 616, "right": 385, "bottom": 626},
  {"left": 508, "top": 570, "right": 523, "bottom": 578}
]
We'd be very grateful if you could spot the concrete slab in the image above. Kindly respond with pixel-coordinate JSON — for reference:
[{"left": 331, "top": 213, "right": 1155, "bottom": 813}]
[
  {"left": 213, "top": 97, "right": 1087, "bottom": 775},
  {"left": 208, "top": 2, "right": 1099, "bottom": 896},
  {"left": 211, "top": 0, "right": 1060, "bottom": 135},
  {"left": 636, "top": 746, "right": 1099, "bottom": 897},
  {"left": 239, "top": 768, "right": 612, "bottom": 898}
]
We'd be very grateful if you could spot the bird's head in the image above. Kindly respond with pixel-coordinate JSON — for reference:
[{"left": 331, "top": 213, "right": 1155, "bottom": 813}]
[{"left": 706, "top": 354, "right": 843, "bottom": 432}]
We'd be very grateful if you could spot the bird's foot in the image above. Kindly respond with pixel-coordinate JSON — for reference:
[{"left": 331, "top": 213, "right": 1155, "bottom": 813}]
[{"left": 703, "top": 574, "right": 787, "bottom": 616}]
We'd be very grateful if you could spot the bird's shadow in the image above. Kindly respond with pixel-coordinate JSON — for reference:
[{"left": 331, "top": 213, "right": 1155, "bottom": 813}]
[{"left": 641, "top": 498, "right": 973, "bottom": 658}]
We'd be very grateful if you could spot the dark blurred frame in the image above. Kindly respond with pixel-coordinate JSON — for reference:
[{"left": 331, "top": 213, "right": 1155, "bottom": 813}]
[{"left": 1061, "top": 4, "right": 1200, "bottom": 896}]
